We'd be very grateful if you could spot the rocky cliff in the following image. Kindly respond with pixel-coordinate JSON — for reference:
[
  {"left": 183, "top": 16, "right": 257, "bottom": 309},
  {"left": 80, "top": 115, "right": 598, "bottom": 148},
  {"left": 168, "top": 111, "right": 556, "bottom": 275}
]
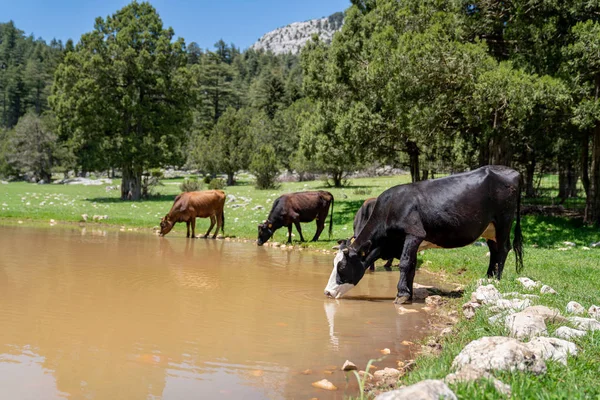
[{"left": 251, "top": 12, "right": 343, "bottom": 55}]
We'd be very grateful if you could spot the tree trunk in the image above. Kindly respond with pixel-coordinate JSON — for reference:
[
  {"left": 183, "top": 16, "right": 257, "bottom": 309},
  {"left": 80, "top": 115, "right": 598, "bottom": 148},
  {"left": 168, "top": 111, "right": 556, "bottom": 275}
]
[
  {"left": 421, "top": 170, "right": 429, "bottom": 180},
  {"left": 121, "top": 164, "right": 142, "bottom": 201},
  {"left": 581, "top": 132, "right": 590, "bottom": 197},
  {"left": 332, "top": 171, "right": 343, "bottom": 187},
  {"left": 226, "top": 171, "right": 235, "bottom": 186},
  {"left": 584, "top": 123, "right": 600, "bottom": 225},
  {"left": 525, "top": 157, "right": 536, "bottom": 198},
  {"left": 406, "top": 141, "right": 420, "bottom": 183}
]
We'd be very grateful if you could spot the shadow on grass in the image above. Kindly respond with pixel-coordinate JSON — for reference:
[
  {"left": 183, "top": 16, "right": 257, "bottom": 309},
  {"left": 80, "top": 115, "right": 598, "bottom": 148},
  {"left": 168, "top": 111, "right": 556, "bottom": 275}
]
[{"left": 522, "top": 215, "right": 598, "bottom": 247}]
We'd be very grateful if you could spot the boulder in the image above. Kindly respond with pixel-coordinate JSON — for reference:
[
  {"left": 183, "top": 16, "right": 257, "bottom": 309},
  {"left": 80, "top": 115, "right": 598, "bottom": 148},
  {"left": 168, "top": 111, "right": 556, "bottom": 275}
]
[
  {"left": 452, "top": 336, "right": 546, "bottom": 375},
  {"left": 375, "top": 380, "right": 457, "bottom": 400},
  {"left": 588, "top": 305, "right": 600, "bottom": 320},
  {"left": 566, "top": 301, "right": 585, "bottom": 315},
  {"left": 568, "top": 317, "right": 600, "bottom": 332},
  {"left": 525, "top": 337, "right": 577, "bottom": 366},
  {"left": 471, "top": 284, "right": 502, "bottom": 304},
  {"left": 516, "top": 277, "right": 540, "bottom": 290},
  {"left": 505, "top": 312, "right": 548, "bottom": 339},
  {"left": 489, "top": 298, "right": 531, "bottom": 313},
  {"left": 540, "top": 285, "right": 557, "bottom": 295},
  {"left": 445, "top": 365, "right": 511, "bottom": 397},
  {"left": 373, "top": 367, "right": 402, "bottom": 381},
  {"left": 554, "top": 326, "right": 587, "bottom": 340},
  {"left": 311, "top": 379, "right": 337, "bottom": 391}
]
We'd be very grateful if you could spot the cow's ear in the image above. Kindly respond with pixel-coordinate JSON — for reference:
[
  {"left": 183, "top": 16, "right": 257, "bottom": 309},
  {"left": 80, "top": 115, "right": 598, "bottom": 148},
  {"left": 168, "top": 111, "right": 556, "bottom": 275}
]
[{"left": 357, "top": 240, "right": 372, "bottom": 257}]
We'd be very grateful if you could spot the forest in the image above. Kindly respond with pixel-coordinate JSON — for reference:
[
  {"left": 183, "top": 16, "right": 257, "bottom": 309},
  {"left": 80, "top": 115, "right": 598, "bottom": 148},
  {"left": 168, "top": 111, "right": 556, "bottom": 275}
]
[{"left": 1, "top": 0, "right": 600, "bottom": 225}]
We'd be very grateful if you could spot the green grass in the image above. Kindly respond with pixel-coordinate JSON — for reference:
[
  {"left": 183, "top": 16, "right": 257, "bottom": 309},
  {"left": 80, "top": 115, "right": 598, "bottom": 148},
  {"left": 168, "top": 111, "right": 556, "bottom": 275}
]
[{"left": 1, "top": 174, "right": 599, "bottom": 399}]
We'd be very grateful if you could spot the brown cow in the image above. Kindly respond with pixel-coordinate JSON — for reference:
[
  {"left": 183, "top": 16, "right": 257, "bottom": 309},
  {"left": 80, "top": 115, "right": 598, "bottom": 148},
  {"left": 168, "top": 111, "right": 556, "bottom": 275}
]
[
  {"left": 257, "top": 190, "right": 334, "bottom": 245},
  {"left": 159, "top": 190, "right": 226, "bottom": 238}
]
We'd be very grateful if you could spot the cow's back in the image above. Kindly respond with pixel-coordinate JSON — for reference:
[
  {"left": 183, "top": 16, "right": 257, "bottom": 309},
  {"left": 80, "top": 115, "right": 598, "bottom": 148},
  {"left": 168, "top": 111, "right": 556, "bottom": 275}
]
[
  {"left": 353, "top": 198, "right": 376, "bottom": 235},
  {"left": 182, "top": 190, "right": 226, "bottom": 218}
]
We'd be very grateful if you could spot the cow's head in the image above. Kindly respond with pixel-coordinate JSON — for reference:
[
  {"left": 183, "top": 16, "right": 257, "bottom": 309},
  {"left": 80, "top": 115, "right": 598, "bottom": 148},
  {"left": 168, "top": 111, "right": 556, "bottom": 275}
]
[
  {"left": 324, "top": 239, "right": 371, "bottom": 299},
  {"left": 257, "top": 220, "right": 273, "bottom": 246},
  {"left": 159, "top": 215, "right": 174, "bottom": 236}
]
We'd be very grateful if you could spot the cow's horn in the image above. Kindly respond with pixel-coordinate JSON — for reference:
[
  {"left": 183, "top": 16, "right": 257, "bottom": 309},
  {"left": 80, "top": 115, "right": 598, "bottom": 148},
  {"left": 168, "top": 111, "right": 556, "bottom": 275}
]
[{"left": 342, "top": 248, "right": 349, "bottom": 254}]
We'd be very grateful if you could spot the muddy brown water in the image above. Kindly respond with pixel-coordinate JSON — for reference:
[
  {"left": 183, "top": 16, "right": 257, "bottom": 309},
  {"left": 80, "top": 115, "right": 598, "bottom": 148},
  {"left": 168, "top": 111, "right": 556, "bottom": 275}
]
[{"left": 0, "top": 225, "right": 436, "bottom": 400}]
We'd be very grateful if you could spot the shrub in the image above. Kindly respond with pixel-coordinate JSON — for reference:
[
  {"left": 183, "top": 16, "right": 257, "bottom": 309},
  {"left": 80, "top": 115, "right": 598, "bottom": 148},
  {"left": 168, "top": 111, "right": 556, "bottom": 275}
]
[
  {"left": 208, "top": 178, "right": 226, "bottom": 190},
  {"left": 180, "top": 177, "right": 202, "bottom": 192},
  {"left": 250, "top": 145, "right": 280, "bottom": 189},
  {"left": 203, "top": 174, "right": 212, "bottom": 184}
]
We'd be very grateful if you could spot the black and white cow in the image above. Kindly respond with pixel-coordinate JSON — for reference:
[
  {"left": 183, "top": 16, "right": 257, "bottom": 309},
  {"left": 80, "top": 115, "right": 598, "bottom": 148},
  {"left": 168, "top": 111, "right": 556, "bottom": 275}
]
[{"left": 325, "top": 165, "right": 524, "bottom": 304}]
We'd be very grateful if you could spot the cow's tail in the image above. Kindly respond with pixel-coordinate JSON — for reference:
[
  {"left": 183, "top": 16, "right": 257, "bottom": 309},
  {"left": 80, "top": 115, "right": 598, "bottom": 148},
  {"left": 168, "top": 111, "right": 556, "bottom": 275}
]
[
  {"left": 513, "top": 182, "right": 524, "bottom": 274},
  {"left": 328, "top": 195, "right": 334, "bottom": 238}
]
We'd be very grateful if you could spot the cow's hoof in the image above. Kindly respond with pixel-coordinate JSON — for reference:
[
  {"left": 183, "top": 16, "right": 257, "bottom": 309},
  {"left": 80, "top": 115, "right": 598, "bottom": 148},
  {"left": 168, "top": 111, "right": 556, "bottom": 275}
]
[{"left": 394, "top": 295, "right": 412, "bottom": 305}]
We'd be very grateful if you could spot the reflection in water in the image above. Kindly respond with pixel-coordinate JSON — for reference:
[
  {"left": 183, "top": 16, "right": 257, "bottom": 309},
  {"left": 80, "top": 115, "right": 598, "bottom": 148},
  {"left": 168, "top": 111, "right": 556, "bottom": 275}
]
[{"left": 0, "top": 225, "right": 431, "bottom": 399}]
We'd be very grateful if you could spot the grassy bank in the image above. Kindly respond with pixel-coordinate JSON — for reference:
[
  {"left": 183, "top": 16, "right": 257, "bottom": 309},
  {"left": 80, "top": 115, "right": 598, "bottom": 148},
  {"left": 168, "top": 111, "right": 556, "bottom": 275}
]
[{"left": 1, "top": 174, "right": 599, "bottom": 398}]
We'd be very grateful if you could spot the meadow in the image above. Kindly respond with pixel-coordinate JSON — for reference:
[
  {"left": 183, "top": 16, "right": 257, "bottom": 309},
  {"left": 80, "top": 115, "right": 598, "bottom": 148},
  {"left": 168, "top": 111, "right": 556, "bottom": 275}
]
[{"left": 1, "top": 173, "right": 599, "bottom": 398}]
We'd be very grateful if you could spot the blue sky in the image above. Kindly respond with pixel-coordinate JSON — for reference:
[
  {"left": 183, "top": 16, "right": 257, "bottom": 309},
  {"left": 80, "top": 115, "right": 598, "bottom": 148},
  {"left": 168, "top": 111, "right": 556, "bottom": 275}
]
[{"left": 1, "top": 0, "right": 350, "bottom": 50}]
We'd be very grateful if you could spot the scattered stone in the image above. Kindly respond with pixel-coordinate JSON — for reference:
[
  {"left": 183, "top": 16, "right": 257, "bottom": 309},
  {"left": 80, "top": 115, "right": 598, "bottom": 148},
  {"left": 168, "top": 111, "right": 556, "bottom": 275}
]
[
  {"left": 445, "top": 365, "right": 511, "bottom": 397},
  {"left": 521, "top": 305, "right": 566, "bottom": 323},
  {"left": 582, "top": 246, "right": 591, "bottom": 251},
  {"left": 525, "top": 337, "right": 577, "bottom": 366},
  {"left": 588, "top": 305, "right": 600, "bottom": 319},
  {"left": 0, "top": 180, "right": 8, "bottom": 184},
  {"left": 471, "top": 284, "right": 502, "bottom": 304},
  {"left": 311, "top": 379, "right": 337, "bottom": 391},
  {"left": 488, "top": 312, "right": 509, "bottom": 325},
  {"left": 380, "top": 348, "right": 391, "bottom": 355},
  {"left": 401, "top": 340, "right": 414, "bottom": 346},
  {"left": 252, "top": 205, "right": 264, "bottom": 210},
  {"left": 375, "top": 380, "right": 457, "bottom": 400},
  {"left": 341, "top": 360, "right": 357, "bottom": 371},
  {"left": 563, "top": 241, "right": 576, "bottom": 247},
  {"left": 81, "top": 214, "right": 88, "bottom": 222},
  {"left": 373, "top": 367, "right": 402, "bottom": 381},
  {"left": 517, "top": 277, "right": 541, "bottom": 290},
  {"left": 566, "top": 301, "right": 585, "bottom": 315},
  {"left": 462, "top": 301, "right": 482, "bottom": 319},
  {"left": 568, "top": 317, "right": 600, "bottom": 332},
  {"left": 226, "top": 195, "right": 237, "bottom": 203},
  {"left": 590, "top": 241, "right": 600, "bottom": 248},
  {"left": 554, "top": 326, "right": 587, "bottom": 340},
  {"left": 540, "top": 285, "right": 557, "bottom": 295},
  {"left": 395, "top": 305, "right": 419, "bottom": 315},
  {"left": 425, "top": 295, "right": 446, "bottom": 307},
  {"left": 452, "top": 336, "right": 546, "bottom": 375},
  {"left": 440, "top": 327, "right": 453, "bottom": 336},
  {"left": 506, "top": 312, "right": 548, "bottom": 339},
  {"left": 489, "top": 298, "right": 531, "bottom": 313},
  {"left": 473, "top": 241, "right": 487, "bottom": 247},
  {"left": 301, "top": 369, "right": 312, "bottom": 375}
]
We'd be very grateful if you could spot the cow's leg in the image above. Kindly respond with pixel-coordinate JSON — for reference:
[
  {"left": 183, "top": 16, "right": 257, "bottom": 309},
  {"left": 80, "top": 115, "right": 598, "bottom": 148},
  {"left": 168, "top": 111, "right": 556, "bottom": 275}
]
[
  {"left": 294, "top": 221, "right": 305, "bottom": 242},
  {"left": 486, "top": 239, "right": 499, "bottom": 278},
  {"left": 311, "top": 213, "right": 326, "bottom": 241},
  {"left": 186, "top": 221, "right": 191, "bottom": 238},
  {"left": 383, "top": 259, "right": 394, "bottom": 271},
  {"left": 205, "top": 215, "right": 216, "bottom": 239},
  {"left": 191, "top": 218, "right": 197, "bottom": 239},
  {"left": 287, "top": 225, "right": 293, "bottom": 244},
  {"left": 395, "top": 235, "right": 423, "bottom": 305},
  {"left": 214, "top": 212, "right": 222, "bottom": 239},
  {"left": 493, "top": 220, "right": 513, "bottom": 279}
]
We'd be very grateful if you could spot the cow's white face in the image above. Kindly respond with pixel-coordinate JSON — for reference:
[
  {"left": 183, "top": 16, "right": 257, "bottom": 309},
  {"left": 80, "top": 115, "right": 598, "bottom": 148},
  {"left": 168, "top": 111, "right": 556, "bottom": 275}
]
[{"left": 324, "top": 251, "right": 355, "bottom": 299}]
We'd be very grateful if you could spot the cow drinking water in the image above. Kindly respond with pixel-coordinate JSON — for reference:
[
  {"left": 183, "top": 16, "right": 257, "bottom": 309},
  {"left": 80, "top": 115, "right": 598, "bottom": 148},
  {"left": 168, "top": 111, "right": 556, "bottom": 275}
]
[
  {"left": 257, "top": 191, "right": 334, "bottom": 246},
  {"left": 325, "top": 166, "right": 523, "bottom": 304},
  {"left": 160, "top": 190, "right": 226, "bottom": 238}
]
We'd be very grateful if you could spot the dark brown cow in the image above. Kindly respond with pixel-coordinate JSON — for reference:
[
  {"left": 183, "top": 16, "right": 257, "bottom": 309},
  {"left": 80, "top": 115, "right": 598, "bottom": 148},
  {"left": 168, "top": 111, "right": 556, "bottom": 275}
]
[
  {"left": 160, "top": 190, "right": 226, "bottom": 238},
  {"left": 257, "top": 191, "right": 334, "bottom": 245}
]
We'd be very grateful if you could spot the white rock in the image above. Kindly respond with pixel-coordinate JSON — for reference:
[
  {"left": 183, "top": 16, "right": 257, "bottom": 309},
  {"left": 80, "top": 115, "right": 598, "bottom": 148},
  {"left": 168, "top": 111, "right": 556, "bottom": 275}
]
[
  {"left": 375, "top": 379, "right": 457, "bottom": 400},
  {"left": 521, "top": 305, "right": 566, "bottom": 323},
  {"left": 341, "top": 360, "right": 357, "bottom": 371},
  {"left": 503, "top": 292, "right": 540, "bottom": 300},
  {"left": 525, "top": 337, "right": 577, "bottom": 366},
  {"left": 373, "top": 367, "right": 402, "bottom": 381},
  {"left": 471, "top": 284, "right": 502, "bottom": 304},
  {"left": 445, "top": 365, "right": 511, "bottom": 397},
  {"left": 517, "top": 277, "right": 541, "bottom": 290},
  {"left": 563, "top": 241, "right": 576, "bottom": 247},
  {"left": 252, "top": 205, "right": 264, "bottom": 210},
  {"left": 505, "top": 312, "right": 548, "bottom": 339},
  {"left": 582, "top": 246, "right": 591, "bottom": 250},
  {"left": 590, "top": 241, "right": 600, "bottom": 248},
  {"left": 540, "top": 285, "right": 557, "bottom": 295},
  {"left": 489, "top": 312, "right": 509, "bottom": 325},
  {"left": 566, "top": 301, "right": 586, "bottom": 315},
  {"left": 568, "top": 317, "right": 600, "bottom": 332},
  {"left": 489, "top": 298, "right": 531, "bottom": 313},
  {"left": 588, "top": 305, "right": 600, "bottom": 320},
  {"left": 452, "top": 336, "right": 546, "bottom": 375},
  {"left": 1, "top": 180, "right": 8, "bottom": 184},
  {"left": 554, "top": 326, "right": 587, "bottom": 340},
  {"left": 463, "top": 302, "right": 481, "bottom": 319}
]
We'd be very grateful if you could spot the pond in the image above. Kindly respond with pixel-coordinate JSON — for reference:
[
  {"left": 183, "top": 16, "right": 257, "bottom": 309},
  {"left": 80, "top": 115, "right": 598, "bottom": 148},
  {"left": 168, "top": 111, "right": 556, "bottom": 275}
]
[{"left": 0, "top": 225, "right": 435, "bottom": 399}]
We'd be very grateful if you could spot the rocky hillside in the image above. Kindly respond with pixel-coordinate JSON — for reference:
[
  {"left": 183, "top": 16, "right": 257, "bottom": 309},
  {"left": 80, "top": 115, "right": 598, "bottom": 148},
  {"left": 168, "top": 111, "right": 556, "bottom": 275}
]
[{"left": 251, "top": 12, "right": 343, "bottom": 55}]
